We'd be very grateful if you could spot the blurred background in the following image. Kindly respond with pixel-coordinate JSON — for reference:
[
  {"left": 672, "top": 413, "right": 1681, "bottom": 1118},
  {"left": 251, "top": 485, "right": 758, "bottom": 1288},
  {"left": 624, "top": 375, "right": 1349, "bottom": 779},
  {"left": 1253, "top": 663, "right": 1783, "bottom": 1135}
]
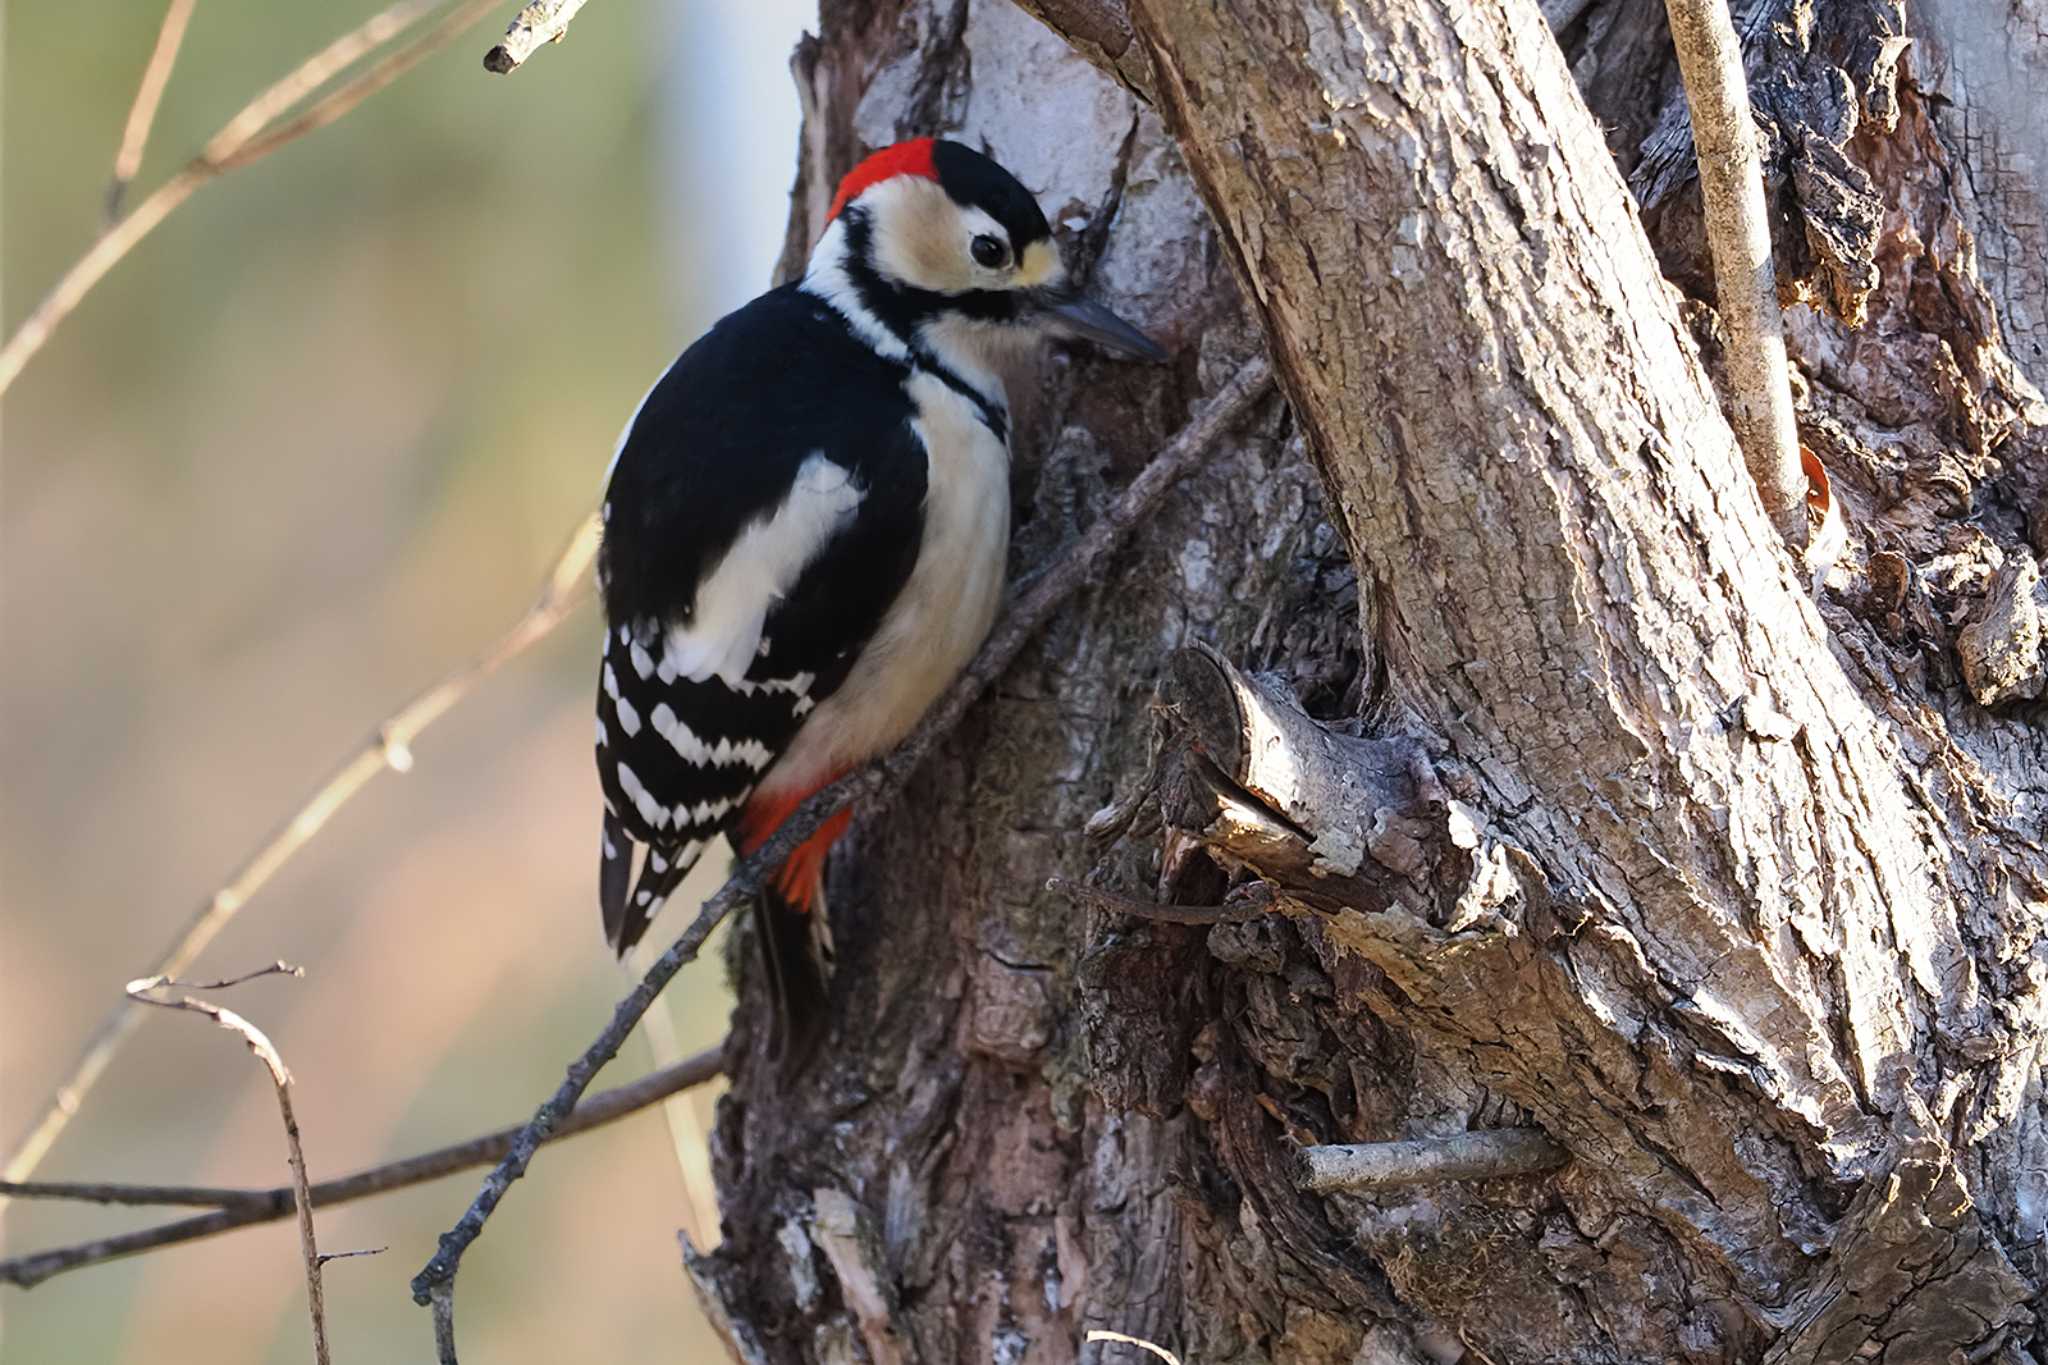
[{"left": 2, "top": 1, "right": 813, "bottom": 1358}]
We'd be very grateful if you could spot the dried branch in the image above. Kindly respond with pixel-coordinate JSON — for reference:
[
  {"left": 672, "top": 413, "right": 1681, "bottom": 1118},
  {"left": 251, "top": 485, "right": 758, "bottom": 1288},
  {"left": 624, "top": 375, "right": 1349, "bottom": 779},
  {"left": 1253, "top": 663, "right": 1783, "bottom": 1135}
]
[
  {"left": 1086, "top": 1329, "right": 1185, "bottom": 1365},
  {"left": 1294, "top": 1130, "right": 1569, "bottom": 1194},
  {"left": 0, "top": 0, "right": 502, "bottom": 402},
  {"left": 0, "top": 1044, "right": 720, "bottom": 1288},
  {"left": 410, "top": 355, "right": 1277, "bottom": 1359},
  {"left": 1046, "top": 875, "right": 1275, "bottom": 925},
  {"left": 0, "top": 1179, "right": 269, "bottom": 1210},
  {"left": 104, "top": 0, "right": 199, "bottom": 223},
  {"left": 483, "top": 0, "right": 591, "bottom": 73},
  {"left": 2, "top": 512, "right": 600, "bottom": 1204},
  {"left": 127, "top": 970, "right": 331, "bottom": 1365},
  {"left": 1662, "top": 0, "right": 1807, "bottom": 547}
]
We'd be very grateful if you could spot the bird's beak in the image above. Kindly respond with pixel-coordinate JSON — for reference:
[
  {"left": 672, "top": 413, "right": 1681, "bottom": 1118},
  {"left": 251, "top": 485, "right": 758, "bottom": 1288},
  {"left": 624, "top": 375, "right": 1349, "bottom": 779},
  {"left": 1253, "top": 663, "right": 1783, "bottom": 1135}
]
[{"left": 1034, "top": 288, "right": 1168, "bottom": 362}]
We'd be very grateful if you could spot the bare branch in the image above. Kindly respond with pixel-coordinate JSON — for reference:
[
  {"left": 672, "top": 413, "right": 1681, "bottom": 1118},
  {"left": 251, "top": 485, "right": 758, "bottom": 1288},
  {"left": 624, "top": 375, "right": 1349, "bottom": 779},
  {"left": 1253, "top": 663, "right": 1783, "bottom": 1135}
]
[
  {"left": 104, "top": 0, "right": 199, "bottom": 224},
  {"left": 0, "top": 0, "right": 502, "bottom": 401},
  {"left": 127, "top": 972, "right": 331, "bottom": 1364},
  {"left": 1046, "top": 875, "right": 1275, "bottom": 926},
  {"left": 0, "top": 1179, "right": 270, "bottom": 1210},
  {"left": 483, "top": 0, "right": 591, "bottom": 74},
  {"left": 138, "top": 960, "right": 304, "bottom": 993},
  {"left": 1086, "top": 1330, "right": 1185, "bottom": 1365},
  {"left": 318, "top": 1246, "right": 388, "bottom": 1267},
  {"left": 1294, "top": 1131, "right": 1570, "bottom": 1194},
  {"left": 1662, "top": 0, "right": 1807, "bottom": 547},
  {"left": 431, "top": 1284, "right": 460, "bottom": 1365},
  {"left": 409, "top": 356, "right": 1276, "bottom": 1347},
  {"left": 0, "top": 1044, "right": 720, "bottom": 1288},
  {"left": 1, "top": 512, "right": 599, "bottom": 1202}
]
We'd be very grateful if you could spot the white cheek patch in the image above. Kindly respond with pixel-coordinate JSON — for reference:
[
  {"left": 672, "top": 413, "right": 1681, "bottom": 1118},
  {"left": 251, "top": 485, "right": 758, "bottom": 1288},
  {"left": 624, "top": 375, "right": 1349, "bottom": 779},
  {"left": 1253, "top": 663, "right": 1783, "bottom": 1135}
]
[
  {"left": 665, "top": 454, "right": 865, "bottom": 687},
  {"left": 866, "top": 178, "right": 975, "bottom": 293}
]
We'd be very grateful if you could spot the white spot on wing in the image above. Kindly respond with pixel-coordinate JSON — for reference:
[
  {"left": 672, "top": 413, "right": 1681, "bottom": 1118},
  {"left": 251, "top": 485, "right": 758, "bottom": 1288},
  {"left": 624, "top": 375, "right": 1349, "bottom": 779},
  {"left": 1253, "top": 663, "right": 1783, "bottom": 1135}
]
[
  {"left": 596, "top": 718, "right": 608, "bottom": 747},
  {"left": 615, "top": 763, "right": 669, "bottom": 830},
  {"left": 649, "top": 851, "right": 668, "bottom": 873},
  {"left": 630, "top": 640, "right": 656, "bottom": 680},
  {"left": 650, "top": 703, "right": 775, "bottom": 771},
  {"left": 615, "top": 696, "right": 641, "bottom": 737}
]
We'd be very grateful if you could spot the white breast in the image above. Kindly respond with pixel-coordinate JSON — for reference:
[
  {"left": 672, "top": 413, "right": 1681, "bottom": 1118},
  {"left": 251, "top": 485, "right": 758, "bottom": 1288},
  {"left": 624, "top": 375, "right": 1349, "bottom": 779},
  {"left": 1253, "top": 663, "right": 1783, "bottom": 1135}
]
[{"left": 763, "top": 369, "right": 1009, "bottom": 795}]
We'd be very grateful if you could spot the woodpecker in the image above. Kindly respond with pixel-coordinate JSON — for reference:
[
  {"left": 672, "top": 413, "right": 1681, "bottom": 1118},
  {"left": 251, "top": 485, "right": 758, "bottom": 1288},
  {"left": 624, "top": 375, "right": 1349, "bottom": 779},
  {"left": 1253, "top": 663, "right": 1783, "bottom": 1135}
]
[{"left": 592, "top": 138, "right": 1163, "bottom": 1019}]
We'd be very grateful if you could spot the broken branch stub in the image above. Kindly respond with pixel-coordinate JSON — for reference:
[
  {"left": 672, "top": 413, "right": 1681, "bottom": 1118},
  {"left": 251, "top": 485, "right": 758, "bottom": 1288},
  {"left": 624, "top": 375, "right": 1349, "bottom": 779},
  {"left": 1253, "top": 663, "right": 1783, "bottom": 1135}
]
[{"left": 1151, "top": 644, "right": 1442, "bottom": 909}]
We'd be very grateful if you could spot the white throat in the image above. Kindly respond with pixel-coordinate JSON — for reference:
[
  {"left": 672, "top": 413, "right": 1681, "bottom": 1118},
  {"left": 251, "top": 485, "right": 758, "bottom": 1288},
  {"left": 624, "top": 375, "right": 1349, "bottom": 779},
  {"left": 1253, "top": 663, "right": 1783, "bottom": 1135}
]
[{"left": 800, "top": 216, "right": 1014, "bottom": 436}]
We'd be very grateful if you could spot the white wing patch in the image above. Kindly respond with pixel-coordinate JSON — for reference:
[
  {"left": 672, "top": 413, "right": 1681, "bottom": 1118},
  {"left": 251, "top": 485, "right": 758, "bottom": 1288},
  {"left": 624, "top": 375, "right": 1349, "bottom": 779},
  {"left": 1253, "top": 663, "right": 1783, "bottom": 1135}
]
[{"left": 665, "top": 454, "right": 864, "bottom": 687}]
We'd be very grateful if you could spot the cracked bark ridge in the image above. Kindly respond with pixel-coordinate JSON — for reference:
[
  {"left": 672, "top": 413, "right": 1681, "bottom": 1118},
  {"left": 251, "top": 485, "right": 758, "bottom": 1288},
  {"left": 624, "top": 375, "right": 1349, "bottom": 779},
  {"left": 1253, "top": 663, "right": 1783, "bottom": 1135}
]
[{"left": 1766, "top": 1131, "right": 2030, "bottom": 1365}]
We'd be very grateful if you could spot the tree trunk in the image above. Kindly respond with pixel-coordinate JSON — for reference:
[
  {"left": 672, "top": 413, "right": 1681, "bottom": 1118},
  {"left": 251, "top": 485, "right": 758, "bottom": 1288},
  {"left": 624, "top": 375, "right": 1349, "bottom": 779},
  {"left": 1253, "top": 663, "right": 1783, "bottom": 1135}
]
[{"left": 688, "top": 1, "right": 2048, "bottom": 1362}]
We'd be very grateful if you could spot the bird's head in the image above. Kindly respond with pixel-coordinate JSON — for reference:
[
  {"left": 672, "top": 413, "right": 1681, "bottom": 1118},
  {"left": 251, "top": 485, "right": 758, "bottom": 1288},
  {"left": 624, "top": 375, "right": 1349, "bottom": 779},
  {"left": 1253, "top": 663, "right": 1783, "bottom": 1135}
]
[{"left": 807, "top": 138, "right": 1166, "bottom": 366}]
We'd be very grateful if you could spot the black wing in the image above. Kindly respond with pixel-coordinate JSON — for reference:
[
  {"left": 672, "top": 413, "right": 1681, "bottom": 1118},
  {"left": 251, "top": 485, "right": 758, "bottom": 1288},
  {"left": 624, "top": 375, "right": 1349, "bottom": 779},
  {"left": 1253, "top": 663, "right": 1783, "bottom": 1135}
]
[{"left": 594, "top": 285, "right": 927, "bottom": 952}]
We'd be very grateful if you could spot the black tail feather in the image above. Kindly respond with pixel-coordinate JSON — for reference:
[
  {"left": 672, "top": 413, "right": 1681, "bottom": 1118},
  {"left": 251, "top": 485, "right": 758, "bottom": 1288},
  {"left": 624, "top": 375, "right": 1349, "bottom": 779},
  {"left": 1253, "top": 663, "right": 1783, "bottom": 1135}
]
[
  {"left": 599, "top": 811, "right": 636, "bottom": 948},
  {"left": 602, "top": 813, "right": 697, "bottom": 956},
  {"left": 757, "top": 883, "right": 832, "bottom": 1068}
]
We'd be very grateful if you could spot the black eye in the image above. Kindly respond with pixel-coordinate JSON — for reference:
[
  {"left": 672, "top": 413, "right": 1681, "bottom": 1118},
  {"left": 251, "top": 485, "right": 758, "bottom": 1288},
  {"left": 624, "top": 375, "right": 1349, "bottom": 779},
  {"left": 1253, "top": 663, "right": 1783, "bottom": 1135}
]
[{"left": 971, "top": 234, "right": 1009, "bottom": 269}]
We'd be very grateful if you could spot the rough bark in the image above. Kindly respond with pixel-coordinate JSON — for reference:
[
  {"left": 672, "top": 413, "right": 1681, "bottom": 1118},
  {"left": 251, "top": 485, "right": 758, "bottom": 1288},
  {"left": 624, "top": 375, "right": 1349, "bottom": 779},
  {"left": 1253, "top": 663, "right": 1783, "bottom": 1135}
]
[{"left": 688, "top": 1, "right": 2048, "bottom": 1362}]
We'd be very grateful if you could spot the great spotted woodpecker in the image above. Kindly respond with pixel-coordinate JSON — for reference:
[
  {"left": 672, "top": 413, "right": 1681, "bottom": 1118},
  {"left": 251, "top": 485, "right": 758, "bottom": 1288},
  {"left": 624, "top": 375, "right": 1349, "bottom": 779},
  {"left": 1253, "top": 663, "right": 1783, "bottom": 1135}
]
[{"left": 592, "top": 138, "right": 1163, "bottom": 1012}]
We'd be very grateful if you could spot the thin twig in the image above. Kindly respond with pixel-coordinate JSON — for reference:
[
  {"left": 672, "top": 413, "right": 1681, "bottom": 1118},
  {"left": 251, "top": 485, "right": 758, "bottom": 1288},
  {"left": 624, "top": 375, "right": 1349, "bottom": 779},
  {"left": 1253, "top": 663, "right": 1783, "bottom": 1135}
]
[
  {"left": 318, "top": 1246, "right": 388, "bottom": 1266},
  {"left": 1086, "top": 1329, "right": 1185, "bottom": 1365},
  {"left": 219, "top": 0, "right": 508, "bottom": 173},
  {"left": 409, "top": 356, "right": 1276, "bottom": 1353},
  {"left": 432, "top": 1285, "right": 459, "bottom": 1365},
  {"left": 1, "top": 512, "right": 600, "bottom": 1204},
  {"left": 1047, "top": 875, "right": 1275, "bottom": 925},
  {"left": 484, "top": 0, "right": 593, "bottom": 73},
  {"left": 0, "top": 1044, "right": 721, "bottom": 1288},
  {"left": 105, "top": 0, "right": 199, "bottom": 224},
  {"left": 126, "top": 971, "right": 331, "bottom": 1365},
  {"left": 0, "top": 1179, "right": 271, "bottom": 1210},
  {"left": 1662, "top": 0, "right": 1806, "bottom": 547},
  {"left": 1294, "top": 1130, "right": 1570, "bottom": 1194},
  {"left": 156, "top": 960, "right": 305, "bottom": 992},
  {"left": 0, "top": 0, "right": 500, "bottom": 401}
]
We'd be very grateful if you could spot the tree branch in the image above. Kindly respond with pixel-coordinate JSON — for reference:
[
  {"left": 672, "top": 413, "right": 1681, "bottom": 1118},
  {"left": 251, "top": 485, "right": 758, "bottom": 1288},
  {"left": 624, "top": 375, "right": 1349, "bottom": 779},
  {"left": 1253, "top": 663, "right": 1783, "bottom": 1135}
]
[
  {"left": 0, "top": 1044, "right": 721, "bottom": 1288},
  {"left": 0, "top": 0, "right": 503, "bottom": 401},
  {"left": 409, "top": 355, "right": 1276, "bottom": 1360},
  {"left": 1295, "top": 1131, "right": 1570, "bottom": 1193},
  {"left": 104, "top": 0, "right": 199, "bottom": 224},
  {"left": 483, "top": 0, "right": 592, "bottom": 73},
  {"left": 1, "top": 512, "right": 600, "bottom": 1204},
  {"left": 1662, "top": 0, "right": 1807, "bottom": 547},
  {"left": 126, "top": 970, "right": 332, "bottom": 1365}
]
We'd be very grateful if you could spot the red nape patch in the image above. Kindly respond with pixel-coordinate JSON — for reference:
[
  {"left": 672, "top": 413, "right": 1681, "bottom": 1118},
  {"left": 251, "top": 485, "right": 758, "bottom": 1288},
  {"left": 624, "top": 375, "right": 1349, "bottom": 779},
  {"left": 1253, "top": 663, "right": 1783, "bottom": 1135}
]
[
  {"left": 736, "top": 781, "right": 854, "bottom": 914},
  {"left": 826, "top": 138, "right": 938, "bottom": 223}
]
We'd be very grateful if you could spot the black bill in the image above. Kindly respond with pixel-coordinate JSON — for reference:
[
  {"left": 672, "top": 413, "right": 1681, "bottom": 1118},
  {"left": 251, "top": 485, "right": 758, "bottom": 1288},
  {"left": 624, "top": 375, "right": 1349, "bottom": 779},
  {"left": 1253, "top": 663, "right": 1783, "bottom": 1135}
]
[{"left": 1036, "top": 290, "right": 1168, "bottom": 362}]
